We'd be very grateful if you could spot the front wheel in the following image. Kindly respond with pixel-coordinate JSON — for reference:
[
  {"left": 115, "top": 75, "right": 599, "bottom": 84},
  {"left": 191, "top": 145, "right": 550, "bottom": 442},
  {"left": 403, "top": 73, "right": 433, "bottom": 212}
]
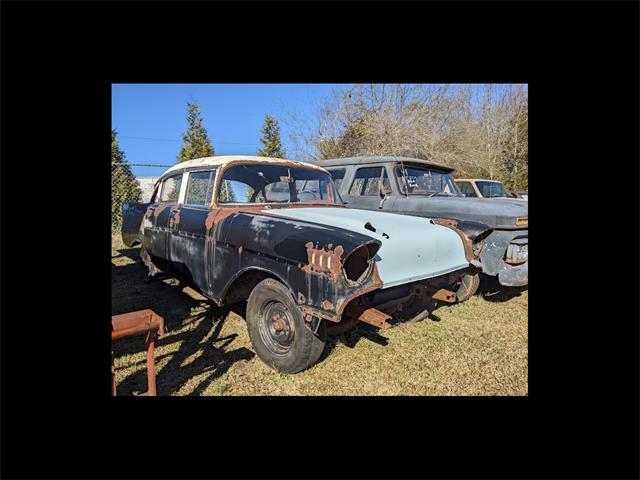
[
  {"left": 246, "top": 278, "right": 326, "bottom": 374},
  {"left": 452, "top": 272, "right": 480, "bottom": 302}
]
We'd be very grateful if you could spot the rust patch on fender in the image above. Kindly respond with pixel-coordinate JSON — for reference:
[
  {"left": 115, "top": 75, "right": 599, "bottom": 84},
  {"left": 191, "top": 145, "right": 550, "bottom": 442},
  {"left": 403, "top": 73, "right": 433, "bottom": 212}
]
[
  {"left": 321, "top": 300, "right": 334, "bottom": 311},
  {"left": 153, "top": 204, "right": 168, "bottom": 218},
  {"left": 204, "top": 203, "right": 348, "bottom": 233},
  {"left": 335, "top": 263, "right": 383, "bottom": 316},
  {"left": 432, "top": 218, "right": 475, "bottom": 262},
  {"left": 301, "top": 263, "right": 383, "bottom": 324},
  {"left": 301, "top": 242, "right": 345, "bottom": 280},
  {"left": 205, "top": 206, "right": 267, "bottom": 233},
  {"left": 169, "top": 206, "right": 181, "bottom": 228},
  {"left": 205, "top": 210, "right": 217, "bottom": 231},
  {"left": 304, "top": 266, "right": 384, "bottom": 324}
]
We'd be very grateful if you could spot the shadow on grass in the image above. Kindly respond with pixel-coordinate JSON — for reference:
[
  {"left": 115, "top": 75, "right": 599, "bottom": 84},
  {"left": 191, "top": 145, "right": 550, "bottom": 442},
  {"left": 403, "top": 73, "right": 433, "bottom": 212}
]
[
  {"left": 112, "top": 244, "right": 526, "bottom": 384},
  {"left": 477, "top": 273, "right": 527, "bottom": 302},
  {"left": 318, "top": 296, "right": 457, "bottom": 362},
  {"left": 112, "top": 262, "right": 202, "bottom": 337},
  {"left": 113, "top": 246, "right": 143, "bottom": 263},
  {"left": 115, "top": 307, "right": 254, "bottom": 396},
  {"left": 321, "top": 323, "right": 389, "bottom": 360},
  {"left": 112, "top": 246, "right": 254, "bottom": 395}
]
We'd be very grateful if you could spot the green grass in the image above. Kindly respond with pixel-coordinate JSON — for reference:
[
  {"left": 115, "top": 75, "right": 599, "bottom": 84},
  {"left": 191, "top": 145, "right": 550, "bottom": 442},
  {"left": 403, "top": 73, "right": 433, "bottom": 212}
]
[{"left": 112, "top": 236, "right": 528, "bottom": 396}]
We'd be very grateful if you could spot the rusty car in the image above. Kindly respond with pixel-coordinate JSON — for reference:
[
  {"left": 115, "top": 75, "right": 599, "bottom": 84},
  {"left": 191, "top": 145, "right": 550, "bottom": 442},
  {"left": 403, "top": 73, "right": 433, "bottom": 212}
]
[
  {"left": 315, "top": 157, "right": 528, "bottom": 301},
  {"left": 121, "top": 156, "right": 475, "bottom": 373}
]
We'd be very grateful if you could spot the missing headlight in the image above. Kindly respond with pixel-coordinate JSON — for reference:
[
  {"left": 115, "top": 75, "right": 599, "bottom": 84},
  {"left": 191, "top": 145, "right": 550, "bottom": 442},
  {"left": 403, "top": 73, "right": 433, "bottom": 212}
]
[{"left": 343, "top": 242, "right": 379, "bottom": 283}]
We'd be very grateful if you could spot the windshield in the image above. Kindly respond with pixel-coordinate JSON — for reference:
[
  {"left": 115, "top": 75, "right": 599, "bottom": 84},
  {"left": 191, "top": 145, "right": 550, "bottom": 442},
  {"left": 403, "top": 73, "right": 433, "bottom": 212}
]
[
  {"left": 395, "top": 165, "right": 461, "bottom": 196},
  {"left": 476, "top": 181, "right": 509, "bottom": 198},
  {"left": 217, "top": 164, "right": 341, "bottom": 205}
]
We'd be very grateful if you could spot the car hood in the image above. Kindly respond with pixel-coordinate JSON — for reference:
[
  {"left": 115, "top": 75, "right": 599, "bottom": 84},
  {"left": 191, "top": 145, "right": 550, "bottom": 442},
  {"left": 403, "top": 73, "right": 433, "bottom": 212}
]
[
  {"left": 393, "top": 196, "right": 528, "bottom": 228},
  {"left": 266, "top": 207, "right": 470, "bottom": 289}
]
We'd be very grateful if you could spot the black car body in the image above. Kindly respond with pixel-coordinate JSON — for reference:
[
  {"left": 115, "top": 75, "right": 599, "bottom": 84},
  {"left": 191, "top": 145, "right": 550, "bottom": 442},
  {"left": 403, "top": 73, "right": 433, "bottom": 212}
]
[{"left": 121, "top": 156, "right": 474, "bottom": 373}]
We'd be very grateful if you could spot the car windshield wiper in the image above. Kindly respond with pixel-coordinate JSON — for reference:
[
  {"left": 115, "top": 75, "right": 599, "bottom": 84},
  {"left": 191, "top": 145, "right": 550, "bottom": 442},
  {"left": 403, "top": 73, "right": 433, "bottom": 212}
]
[{"left": 428, "top": 191, "right": 454, "bottom": 197}]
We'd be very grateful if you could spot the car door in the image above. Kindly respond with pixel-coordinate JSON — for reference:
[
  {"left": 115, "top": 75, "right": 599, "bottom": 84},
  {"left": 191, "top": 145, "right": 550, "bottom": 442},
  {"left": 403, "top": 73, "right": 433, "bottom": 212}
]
[
  {"left": 143, "top": 172, "right": 184, "bottom": 260},
  {"left": 341, "top": 165, "right": 395, "bottom": 211},
  {"left": 167, "top": 168, "right": 216, "bottom": 293},
  {"left": 121, "top": 178, "right": 162, "bottom": 247},
  {"left": 122, "top": 199, "right": 153, "bottom": 247}
]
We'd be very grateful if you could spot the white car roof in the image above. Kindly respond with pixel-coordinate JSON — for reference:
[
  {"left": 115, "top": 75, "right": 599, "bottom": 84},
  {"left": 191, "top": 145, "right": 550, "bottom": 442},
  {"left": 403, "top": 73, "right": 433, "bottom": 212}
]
[{"left": 163, "top": 155, "right": 329, "bottom": 175}]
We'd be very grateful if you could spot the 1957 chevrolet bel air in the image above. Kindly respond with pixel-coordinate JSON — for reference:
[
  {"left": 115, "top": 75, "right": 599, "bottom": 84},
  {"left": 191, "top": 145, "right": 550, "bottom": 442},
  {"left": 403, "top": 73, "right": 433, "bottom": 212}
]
[{"left": 122, "top": 156, "right": 475, "bottom": 373}]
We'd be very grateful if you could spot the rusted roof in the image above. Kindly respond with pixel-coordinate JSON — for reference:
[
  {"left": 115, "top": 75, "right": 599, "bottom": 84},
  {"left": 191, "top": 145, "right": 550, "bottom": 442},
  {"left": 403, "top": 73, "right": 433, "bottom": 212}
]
[{"left": 164, "top": 155, "right": 329, "bottom": 175}]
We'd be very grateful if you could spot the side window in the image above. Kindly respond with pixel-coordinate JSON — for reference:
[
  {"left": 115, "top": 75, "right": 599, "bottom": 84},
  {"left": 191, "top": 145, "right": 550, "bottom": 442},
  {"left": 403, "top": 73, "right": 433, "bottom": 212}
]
[
  {"left": 327, "top": 168, "right": 346, "bottom": 189},
  {"left": 185, "top": 170, "right": 215, "bottom": 206},
  {"left": 160, "top": 174, "right": 183, "bottom": 203},
  {"left": 349, "top": 167, "right": 390, "bottom": 196},
  {"left": 457, "top": 182, "right": 476, "bottom": 197}
]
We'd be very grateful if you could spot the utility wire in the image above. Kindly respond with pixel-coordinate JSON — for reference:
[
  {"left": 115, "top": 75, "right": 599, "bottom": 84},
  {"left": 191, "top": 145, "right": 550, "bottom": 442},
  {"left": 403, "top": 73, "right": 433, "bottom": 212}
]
[{"left": 119, "top": 135, "right": 292, "bottom": 147}]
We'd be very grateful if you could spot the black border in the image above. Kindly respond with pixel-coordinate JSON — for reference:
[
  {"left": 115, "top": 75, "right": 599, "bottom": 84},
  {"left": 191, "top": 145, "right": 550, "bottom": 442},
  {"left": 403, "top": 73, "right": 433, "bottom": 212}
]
[{"left": 1, "top": 1, "right": 638, "bottom": 479}]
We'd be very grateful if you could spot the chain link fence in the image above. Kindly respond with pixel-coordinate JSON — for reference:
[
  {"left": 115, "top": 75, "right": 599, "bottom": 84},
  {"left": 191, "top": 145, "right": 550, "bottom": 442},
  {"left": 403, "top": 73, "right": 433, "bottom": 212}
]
[{"left": 112, "top": 163, "right": 172, "bottom": 233}]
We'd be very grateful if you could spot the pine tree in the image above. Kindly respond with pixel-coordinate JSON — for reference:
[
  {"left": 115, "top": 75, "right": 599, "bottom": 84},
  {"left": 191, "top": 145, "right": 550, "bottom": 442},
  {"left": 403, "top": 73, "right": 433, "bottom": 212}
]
[
  {"left": 177, "top": 101, "right": 215, "bottom": 162},
  {"left": 112, "top": 129, "right": 142, "bottom": 232},
  {"left": 257, "top": 114, "right": 286, "bottom": 158}
]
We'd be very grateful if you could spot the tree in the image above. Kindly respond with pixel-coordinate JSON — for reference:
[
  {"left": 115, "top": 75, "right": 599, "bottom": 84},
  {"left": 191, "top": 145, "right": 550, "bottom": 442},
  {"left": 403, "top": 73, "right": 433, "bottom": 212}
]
[
  {"left": 285, "top": 83, "right": 528, "bottom": 189},
  {"left": 257, "top": 114, "right": 286, "bottom": 158},
  {"left": 498, "top": 95, "right": 528, "bottom": 190},
  {"left": 177, "top": 101, "right": 215, "bottom": 163},
  {"left": 112, "top": 129, "right": 141, "bottom": 232}
]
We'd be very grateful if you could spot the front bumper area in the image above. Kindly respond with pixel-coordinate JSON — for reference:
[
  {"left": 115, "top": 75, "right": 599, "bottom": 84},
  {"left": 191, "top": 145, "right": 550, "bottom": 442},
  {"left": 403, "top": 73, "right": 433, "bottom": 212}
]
[
  {"left": 478, "top": 229, "right": 528, "bottom": 287},
  {"left": 498, "top": 261, "right": 528, "bottom": 287}
]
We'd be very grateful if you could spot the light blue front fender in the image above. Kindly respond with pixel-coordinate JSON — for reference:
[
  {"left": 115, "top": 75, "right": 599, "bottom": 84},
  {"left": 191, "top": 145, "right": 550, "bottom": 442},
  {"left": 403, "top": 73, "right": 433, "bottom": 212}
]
[{"left": 267, "top": 208, "right": 470, "bottom": 289}]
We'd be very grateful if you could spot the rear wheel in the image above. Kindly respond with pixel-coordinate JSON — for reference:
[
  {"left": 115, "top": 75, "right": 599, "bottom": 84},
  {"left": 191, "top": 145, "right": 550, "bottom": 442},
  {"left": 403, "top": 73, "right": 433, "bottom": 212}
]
[{"left": 246, "top": 278, "right": 326, "bottom": 374}]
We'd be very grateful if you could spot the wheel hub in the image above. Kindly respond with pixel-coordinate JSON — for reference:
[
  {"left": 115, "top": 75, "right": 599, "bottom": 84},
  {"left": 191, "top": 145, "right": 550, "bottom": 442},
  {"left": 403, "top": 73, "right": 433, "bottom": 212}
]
[{"left": 259, "top": 301, "right": 295, "bottom": 355}]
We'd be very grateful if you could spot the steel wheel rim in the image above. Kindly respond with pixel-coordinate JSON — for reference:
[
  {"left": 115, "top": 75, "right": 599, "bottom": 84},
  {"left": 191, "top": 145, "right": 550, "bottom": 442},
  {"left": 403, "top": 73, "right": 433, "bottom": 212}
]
[{"left": 258, "top": 300, "right": 296, "bottom": 356}]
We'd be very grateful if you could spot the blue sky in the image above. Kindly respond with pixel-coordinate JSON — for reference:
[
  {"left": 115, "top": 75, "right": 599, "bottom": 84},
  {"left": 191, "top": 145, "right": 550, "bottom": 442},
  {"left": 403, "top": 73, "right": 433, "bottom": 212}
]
[
  {"left": 112, "top": 83, "right": 527, "bottom": 177},
  {"left": 112, "top": 84, "right": 343, "bottom": 174}
]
